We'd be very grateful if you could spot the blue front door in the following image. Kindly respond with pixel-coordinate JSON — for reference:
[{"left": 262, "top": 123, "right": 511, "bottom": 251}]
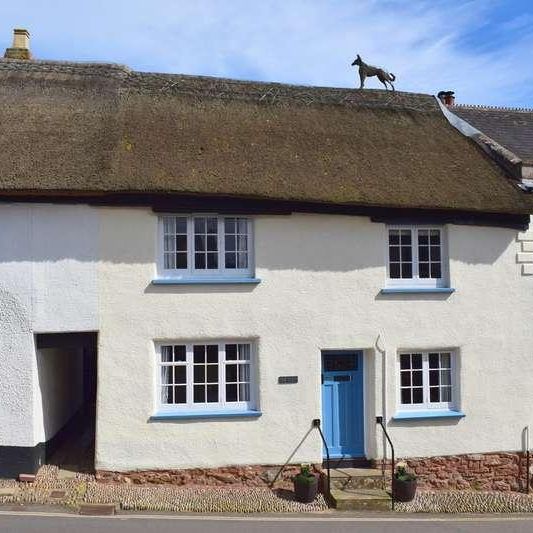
[{"left": 321, "top": 350, "right": 364, "bottom": 458}]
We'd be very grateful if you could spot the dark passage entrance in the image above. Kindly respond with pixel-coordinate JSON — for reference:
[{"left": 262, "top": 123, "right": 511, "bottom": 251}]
[{"left": 35, "top": 332, "right": 97, "bottom": 473}]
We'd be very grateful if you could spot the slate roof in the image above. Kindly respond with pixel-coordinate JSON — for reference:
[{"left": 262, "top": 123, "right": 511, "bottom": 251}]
[
  {"left": 451, "top": 105, "right": 533, "bottom": 166},
  {"left": 0, "top": 58, "right": 531, "bottom": 215}
]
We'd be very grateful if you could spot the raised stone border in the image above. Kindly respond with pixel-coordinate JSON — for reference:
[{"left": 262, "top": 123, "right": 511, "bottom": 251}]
[
  {"left": 377, "top": 451, "right": 531, "bottom": 492},
  {"left": 96, "top": 464, "right": 323, "bottom": 489}
]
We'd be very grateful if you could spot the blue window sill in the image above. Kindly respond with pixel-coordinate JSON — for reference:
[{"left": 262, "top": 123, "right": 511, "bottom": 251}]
[
  {"left": 381, "top": 287, "right": 455, "bottom": 294},
  {"left": 393, "top": 410, "right": 465, "bottom": 421},
  {"left": 152, "top": 278, "right": 261, "bottom": 286},
  {"left": 150, "top": 410, "right": 262, "bottom": 421}
]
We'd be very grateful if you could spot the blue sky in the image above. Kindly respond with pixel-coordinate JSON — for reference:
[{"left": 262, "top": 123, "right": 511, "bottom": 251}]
[{"left": 2, "top": 0, "right": 532, "bottom": 107}]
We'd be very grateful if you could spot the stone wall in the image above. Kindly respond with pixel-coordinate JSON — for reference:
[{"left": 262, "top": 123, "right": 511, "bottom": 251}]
[
  {"left": 96, "top": 464, "right": 323, "bottom": 490},
  {"left": 377, "top": 451, "right": 532, "bottom": 492}
]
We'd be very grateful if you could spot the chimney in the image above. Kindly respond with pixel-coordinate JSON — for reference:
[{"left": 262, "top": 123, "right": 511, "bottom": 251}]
[
  {"left": 437, "top": 90, "right": 455, "bottom": 106},
  {"left": 4, "top": 29, "right": 32, "bottom": 60}
]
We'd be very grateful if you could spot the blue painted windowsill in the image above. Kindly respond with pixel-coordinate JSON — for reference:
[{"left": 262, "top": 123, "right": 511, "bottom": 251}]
[
  {"left": 152, "top": 278, "right": 261, "bottom": 286},
  {"left": 393, "top": 410, "right": 465, "bottom": 421},
  {"left": 150, "top": 410, "right": 262, "bottom": 421},
  {"left": 381, "top": 287, "right": 455, "bottom": 295}
]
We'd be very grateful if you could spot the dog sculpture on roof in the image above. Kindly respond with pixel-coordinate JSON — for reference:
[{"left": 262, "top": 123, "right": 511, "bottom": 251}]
[{"left": 351, "top": 54, "right": 396, "bottom": 91}]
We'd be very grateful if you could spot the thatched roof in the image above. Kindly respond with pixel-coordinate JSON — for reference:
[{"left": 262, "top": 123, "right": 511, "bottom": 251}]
[{"left": 0, "top": 58, "right": 531, "bottom": 215}]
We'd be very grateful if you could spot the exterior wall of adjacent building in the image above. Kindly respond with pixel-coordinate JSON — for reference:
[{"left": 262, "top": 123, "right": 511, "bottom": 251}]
[
  {"left": 1, "top": 203, "right": 533, "bottom": 476},
  {"left": 0, "top": 204, "right": 98, "bottom": 475}
]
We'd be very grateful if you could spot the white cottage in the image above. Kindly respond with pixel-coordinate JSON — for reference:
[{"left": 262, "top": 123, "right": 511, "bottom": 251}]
[{"left": 1, "top": 32, "right": 533, "bottom": 493}]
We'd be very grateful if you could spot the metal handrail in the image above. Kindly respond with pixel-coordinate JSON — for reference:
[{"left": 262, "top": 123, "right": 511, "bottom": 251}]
[
  {"left": 312, "top": 419, "right": 331, "bottom": 497},
  {"left": 376, "top": 416, "right": 395, "bottom": 511}
]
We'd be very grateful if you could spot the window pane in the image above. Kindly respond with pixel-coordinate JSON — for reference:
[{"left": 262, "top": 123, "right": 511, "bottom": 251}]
[
  {"left": 238, "top": 344, "right": 250, "bottom": 360},
  {"left": 400, "top": 372, "right": 411, "bottom": 386},
  {"left": 401, "top": 246, "right": 412, "bottom": 262},
  {"left": 428, "top": 353, "right": 439, "bottom": 368},
  {"left": 161, "top": 346, "right": 173, "bottom": 363},
  {"left": 194, "top": 218, "right": 205, "bottom": 233},
  {"left": 195, "top": 235, "right": 206, "bottom": 251},
  {"left": 206, "top": 385, "right": 218, "bottom": 402},
  {"left": 226, "top": 384, "right": 238, "bottom": 402},
  {"left": 440, "top": 353, "right": 451, "bottom": 368},
  {"left": 401, "top": 263, "right": 412, "bottom": 278},
  {"left": 225, "top": 235, "right": 236, "bottom": 251},
  {"left": 175, "top": 253, "right": 187, "bottom": 269},
  {"left": 195, "top": 253, "right": 206, "bottom": 269},
  {"left": 440, "top": 369, "right": 451, "bottom": 386},
  {"left": 400, "top": 354, "right": 410, "bottom": 369},
  {"left": 412, "top": 354, "right": 422, "bottom": 368},
  {"left": 237, "top": 252, "right": 248, "bottom": 269},
  {"left": 207, "top": 345, "right": 218, "bottom": 363},
  {"left": 430, "top": 230, "right": 440, "bottom": 245},
  {"left": 176, "top": 235, "right": 187, "bottom": 252},
  {"left": 226, "top": 364, "right": 237, "bottom": 382},
  {"left": 412, "top": 388, "right": 423, "bottom": 403},
  {"left": 419, "top": 263, "right": 429, "bottom": 278},
  {"left": 206, "top": 218, "right": 218, "bottom": 233},
  {"left": 430, "top": 387, "right": 439, "bottom": 402},
  {"left": 194, "top": 345, "right": 205, "bottom": 363},
  {"left": 226, "top": 344, "right": 237, "bottom": 360},
  {"left": 412, "top": 370, "right": 423, "bottom": 386},
  {"left": 401, "top": 388, "right": 411, "bottom": 404},
  {"left": 390, "top": 263, "right": 401, "bottom": 279},
  {"left": 239, "top": 383, "right": 250, "bottom": 401},
  {"left": 194, "top": 365, "right": 205, "bottom": 383},
  {"left": 400, "top": 230, "right": 411, "bottom": 245},
  {"left": 174, "top": 386, "right": 186, "bottom": 404},
  {"left": 225, "top": 219, "right": 235, "bottom": 233},
  {"left": 418, "top": 246, "right": 429, "bottom": 262},
  {"left": 161, "top": 366, "right": 172, "bottom": 385},
  {"left": 225, "top": 253, "right": 236, "bottom": 269},
  {"left": 389, "top": 230, "right": 400, "bottom": 245},
  {"left": 389, "top": 247, "right": 400, "bottom": 262},
  {"left": 431, "top": 263, "right": 441, "bottom": 279},
  {"left": 207, "top": 253, "right": 218, "bottom": 269},
  {"left": 174, "top": 366, "right": 186, "bottom": 384},
  {"left": 207, "top": 365, "right": 218, "bottom": 383},
  {"left": 238, "top": 364, "right": 250, "bottom": 382},
  {"left": 162, "top": 386, "right": 173, "bottom": 404},
  {"left": 429, "top": 369, "right": 439, "bottom": 386},
  {"left": 194, "top": 385, "right": 205, "bottom": 403},
  {"left": 441, "top": 387, "right": 452, "bottom": 402},
  {"left": 207, "top": 235, "right": 218, "bottom": 251}
]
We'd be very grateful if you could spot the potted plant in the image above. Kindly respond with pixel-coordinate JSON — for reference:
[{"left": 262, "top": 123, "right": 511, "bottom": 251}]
[
  {"left": 293, "top": 463, "right": 318, "bottom": 503},
  {"left": 392, "top": 461, "right": 417, "bottom": 502}
]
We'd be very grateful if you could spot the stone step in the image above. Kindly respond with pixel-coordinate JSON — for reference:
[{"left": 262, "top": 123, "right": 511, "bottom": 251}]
[
  {"left": 326, "top": 467, "right": 385, "bottom": 490},
  {"left": 330, "top": 488, "right": 392, "bottom": 511}
]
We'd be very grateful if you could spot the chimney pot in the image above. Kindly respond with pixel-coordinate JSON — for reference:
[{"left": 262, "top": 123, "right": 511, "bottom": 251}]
[
  {"left": 437, "top": 90, "right": 455, "bottom": 106},
  {"left": 4, "top": 28, "right": 32, "bottom": 60}
]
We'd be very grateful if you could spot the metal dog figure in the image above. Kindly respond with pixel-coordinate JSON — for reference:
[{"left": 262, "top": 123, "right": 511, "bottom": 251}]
[{"left": 351, "top": 54, "right": 396, "bottom": 91}]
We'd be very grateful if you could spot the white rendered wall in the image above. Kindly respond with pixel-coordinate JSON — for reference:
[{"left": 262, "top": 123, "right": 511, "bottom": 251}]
[
  {"left": 0, "top": 204, "right": 98, "bottom": 448},
  {"left": 95, "top": 209, "right": 533, "bottom": 471}
]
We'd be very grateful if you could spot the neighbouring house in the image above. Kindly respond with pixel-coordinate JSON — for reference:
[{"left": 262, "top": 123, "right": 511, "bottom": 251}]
[{"left": 1, "top": 30, "right": 533, "bottom": 491}]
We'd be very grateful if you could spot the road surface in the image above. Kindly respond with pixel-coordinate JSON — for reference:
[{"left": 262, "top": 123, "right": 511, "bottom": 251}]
[{"left": 1, "top": 510, "right": 533, "bottom": 533}]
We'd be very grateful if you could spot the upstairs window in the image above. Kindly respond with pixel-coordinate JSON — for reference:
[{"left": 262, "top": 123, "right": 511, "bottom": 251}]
[
  {"left": 387, "top": 226, "right": 447, "bottom": 288},
  {"left": 159, "top": 215, "right": 253, "bottom": 279}
]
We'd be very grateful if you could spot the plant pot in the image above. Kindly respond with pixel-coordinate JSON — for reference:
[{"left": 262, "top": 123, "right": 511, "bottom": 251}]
[
  {"left": 293, "top": 475, "right": 319, "bottom": 503},
  {"left": 392, "top": 477, "right": 417, "bottom": 502}
]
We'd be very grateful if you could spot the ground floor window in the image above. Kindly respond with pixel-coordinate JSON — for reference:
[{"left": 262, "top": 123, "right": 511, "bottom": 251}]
[
  {"left": 398, "top": 350, "right": 456, "bottom": 411},
  {"left": 156, "top": 341, "right": 254, "bottom": 412}
]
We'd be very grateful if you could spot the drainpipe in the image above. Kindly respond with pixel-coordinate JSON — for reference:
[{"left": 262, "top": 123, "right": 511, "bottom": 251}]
[{"left": 375, "top": 334, "right": 387, "bottom": 462}]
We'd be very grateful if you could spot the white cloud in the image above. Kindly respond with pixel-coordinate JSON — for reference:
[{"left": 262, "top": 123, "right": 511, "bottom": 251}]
[{"left": 1, "top": 0, "right": 532, "bottom": 106}]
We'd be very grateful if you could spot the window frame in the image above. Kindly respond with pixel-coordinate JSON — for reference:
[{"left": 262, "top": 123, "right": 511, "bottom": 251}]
[
  {"left": 386, "top": 225, "right": 448, "bottom": 289},
  {"left": 157, "top": 215, "right": 254, "bottom": 280},
  {"left": 155, "top": 340, "right": 257, "bottom": 414},
  {"left": 396, "top": 350, "right": 457, "bottom": 412}
]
